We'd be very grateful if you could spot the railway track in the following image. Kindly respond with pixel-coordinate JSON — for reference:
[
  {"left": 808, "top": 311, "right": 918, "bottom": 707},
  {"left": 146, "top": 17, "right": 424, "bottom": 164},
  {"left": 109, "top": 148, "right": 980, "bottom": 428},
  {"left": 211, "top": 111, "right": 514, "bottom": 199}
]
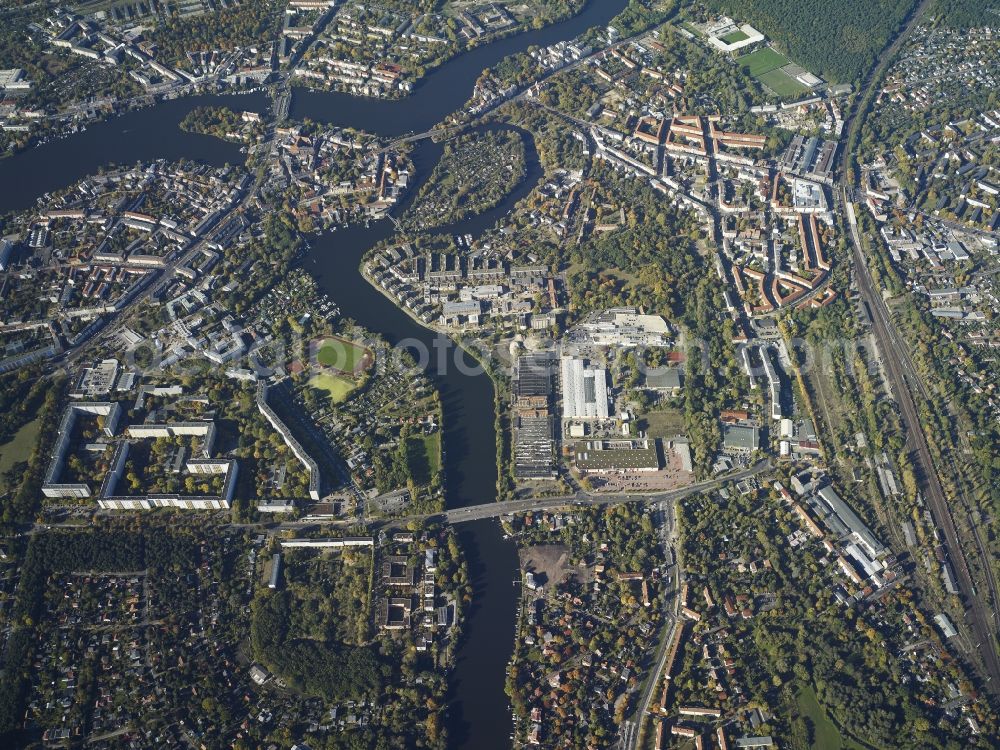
[
  {"left": 835, "top": 0, "right": 1000, "bottom": 696},
  {"left": 842, "top": 197, "right": 1000, "bottom": 693}
]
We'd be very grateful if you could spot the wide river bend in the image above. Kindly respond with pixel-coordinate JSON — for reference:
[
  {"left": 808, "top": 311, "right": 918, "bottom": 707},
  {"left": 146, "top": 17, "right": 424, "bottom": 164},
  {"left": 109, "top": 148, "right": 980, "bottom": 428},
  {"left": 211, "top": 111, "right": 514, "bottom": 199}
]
[{"left": 0, "top": 2, "right": 628, "bottom": 746}]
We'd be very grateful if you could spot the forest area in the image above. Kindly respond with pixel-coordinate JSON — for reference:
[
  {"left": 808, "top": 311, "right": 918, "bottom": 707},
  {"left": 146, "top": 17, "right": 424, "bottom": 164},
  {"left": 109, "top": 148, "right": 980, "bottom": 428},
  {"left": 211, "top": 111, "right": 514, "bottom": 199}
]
[
  {"left": 179, "top": 106, "right": 258, "bottom": 143},
  {"left": 251, "top": 589, "right": 386, "bottom": 702},
  {"left": 929, "top": 0, "right": 1000, "bottom": 26},
  {"left": 702, "top": 0, "right": 918, "bottom": 83}
]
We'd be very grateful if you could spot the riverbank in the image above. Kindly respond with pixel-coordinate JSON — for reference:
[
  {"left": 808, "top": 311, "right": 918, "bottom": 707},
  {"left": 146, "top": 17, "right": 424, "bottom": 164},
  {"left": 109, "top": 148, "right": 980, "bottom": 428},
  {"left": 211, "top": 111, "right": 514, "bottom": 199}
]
[
  {"left": 302, "top": 138, "right": 520, "bottom": 748},
  {"left": 290, "top": 0, "right": 629, "bottom": 135},
  {"left": 0, "top": 1, "right": 629, "bottom": 746},
  {"left": 288, "top": 0, "right": 589, "bottom": 102},
  {"left": 0, "top": 84, "right": 268, "bottom": 162},
  {"left": 0, "top": 91, "right": 270, "bottom": 215}
]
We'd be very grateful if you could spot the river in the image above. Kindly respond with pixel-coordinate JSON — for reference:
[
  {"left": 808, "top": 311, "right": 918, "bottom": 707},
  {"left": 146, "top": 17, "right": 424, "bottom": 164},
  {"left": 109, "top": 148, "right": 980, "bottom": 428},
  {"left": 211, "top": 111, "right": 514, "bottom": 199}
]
[
  {"left": 305, "top": 126, "right": 544, "bottom": 748},
  {"left": 289, "top": 0, "right": 627, "bottom": 136},
  {"left": 0, "top": 92, "right": 266, "bottom": 214},
  {"left": 0, "top": 1, "right": 628, "bottom": 747}
]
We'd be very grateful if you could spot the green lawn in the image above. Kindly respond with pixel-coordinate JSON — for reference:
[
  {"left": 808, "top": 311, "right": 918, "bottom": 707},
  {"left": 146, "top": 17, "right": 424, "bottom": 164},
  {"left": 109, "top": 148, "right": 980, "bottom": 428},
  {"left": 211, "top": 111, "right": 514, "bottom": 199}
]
[
  {"left": 736, "top": 47, "right": 810, "bottom": 98},
  {"left": 406, "top": 433, "right": 441, "bottom": 485},
  {"left": 720, "top": 29, "right": 749, "bottom": 45},
  {"left": 680, "top": 21, "right": 703, "bottom": 37},
  {"left": 315, "top": 336, "right": 370, "bottom": 373},
  {"left": 636, "top": 409, "right": 685, "bottom": 439},
  {"left": 0, "top": 418, "right": 40, "bottom": 486},
  {"left": 309, "top": 373, "right": 357, "bottom": 404},
  {"left": 796, "top": 686, "right": 867, "bottom": 750},
  {"left": 737, "top": 46, "right": 789, "bottom": 76},
  {"left": 758, "top": 68, "right": 810, "bottom": 98},
  {"left": 422, "top": 433, "right": 441, "bottom": 475}
]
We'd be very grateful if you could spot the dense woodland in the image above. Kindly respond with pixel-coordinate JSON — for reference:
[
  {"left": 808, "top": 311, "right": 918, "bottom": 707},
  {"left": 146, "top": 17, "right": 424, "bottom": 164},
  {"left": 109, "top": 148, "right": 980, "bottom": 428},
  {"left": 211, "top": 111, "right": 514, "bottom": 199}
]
[
  {"left": 221, "top": 211, "right": 303, "bottom": 313},
  {"left": 0, "top": 373, "right": 64, "bottom": 525},
  {"left": 700, "top": 0, "right": 918, "bottom": 83},
  {"left": 930, "top": 0, "right": 1000, "bottom": 26},
  {"left": 0, "top": 368, "right": 52, "bottom": 447},
  {"left": 251, "top": 590, "right": 386, "bottom": 702},
  {"left": 587, "top": 0, "right": 679, "bottom": 39},
  {"left": 180, "top": 106, "right": 255, "bottom": 143}
]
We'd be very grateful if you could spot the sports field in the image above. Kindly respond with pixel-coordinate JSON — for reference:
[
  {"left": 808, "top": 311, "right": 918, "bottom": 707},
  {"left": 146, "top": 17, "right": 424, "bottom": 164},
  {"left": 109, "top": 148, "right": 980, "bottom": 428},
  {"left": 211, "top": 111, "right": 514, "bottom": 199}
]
[
  {"left": 737, "top": 46, "right": 789, "bottom": 76},
  {"left": 314, "top": 336, "right": 373, "bottom": 374},
  {"left": 759, "top": 68, "right": 809, "bottom": 97},
  {"left": 309, "top": 373, "right": 357, "bottom": 404},
  {"left": 720, "top": 29, "right": 749, "bottom": 45},
  {"left": 737, "top": 47, "right": 810, "bottom": 98}
]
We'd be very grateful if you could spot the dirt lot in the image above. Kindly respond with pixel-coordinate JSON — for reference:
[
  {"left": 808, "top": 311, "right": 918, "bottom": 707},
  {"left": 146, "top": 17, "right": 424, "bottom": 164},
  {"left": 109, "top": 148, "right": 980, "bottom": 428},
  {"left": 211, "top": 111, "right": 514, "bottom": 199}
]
[{"left": 519, "top": 544, "right": 593, "bottom": 589}]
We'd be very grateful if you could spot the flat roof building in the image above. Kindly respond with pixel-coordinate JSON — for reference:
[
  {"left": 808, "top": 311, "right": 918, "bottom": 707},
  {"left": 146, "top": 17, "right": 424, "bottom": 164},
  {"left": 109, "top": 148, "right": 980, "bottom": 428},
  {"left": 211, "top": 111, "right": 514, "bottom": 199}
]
[
  {"left": 268, "top": 554, "right": 282, "bottom": 589},
  {"left": 514, "top": 352, "right": 555, "bottom": 399},
  {"left": 934, "top": 612, "right": 958, "bottom": 639},
  {"left": 722, "top": 423, "right": 759, "bottom": 455},
  {"left": 561, "top": 357, "right": 610, "bottom": 420},
  {"left": 574, "top": 439, "right": 660, "bottom": 473},
  {"left": 70, "top": 359, "right": 120, "bottom": 399},
  {"left": 816, "top": 485, "right": 886, "bottom": 558},
  {"left": 280, "top": 537, "right": 374, "bottom": 548},
  {"left": 645, "top": 367, "right": 682, "bottom": 394},
  {"left": 576, "top": 308, "right": 672, "bottom": 346},
  {"left": 42, "top": 402, "right": 123, "bottom": 498},
  {"left": 257, "top": 382, "right": 321, "bottom": 500}
]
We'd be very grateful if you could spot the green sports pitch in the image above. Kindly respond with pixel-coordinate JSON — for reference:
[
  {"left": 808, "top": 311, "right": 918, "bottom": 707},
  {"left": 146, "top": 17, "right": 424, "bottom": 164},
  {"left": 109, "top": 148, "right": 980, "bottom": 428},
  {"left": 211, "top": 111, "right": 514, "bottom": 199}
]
[
  {"left": 314, "top": 336, "right": 372, "bottom": 374},
  {"left": 720, "top": 29, "right": 749, "bottom": 45},
  {"left": 758, "top": 68, "right": 809, "bottom": 97},
  {"left": 737, "top": 47, "right": 789, "bottom": 76},
  {"left": 737, "top": 47, "right": 810, "bottom": 98}
]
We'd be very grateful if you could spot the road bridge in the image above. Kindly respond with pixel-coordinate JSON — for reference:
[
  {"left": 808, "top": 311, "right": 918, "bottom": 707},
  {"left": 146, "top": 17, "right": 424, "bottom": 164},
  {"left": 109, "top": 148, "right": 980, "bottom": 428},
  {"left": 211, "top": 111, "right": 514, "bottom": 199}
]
[{"left": 433, "top": 460, "right": 769, "bottom": 525}]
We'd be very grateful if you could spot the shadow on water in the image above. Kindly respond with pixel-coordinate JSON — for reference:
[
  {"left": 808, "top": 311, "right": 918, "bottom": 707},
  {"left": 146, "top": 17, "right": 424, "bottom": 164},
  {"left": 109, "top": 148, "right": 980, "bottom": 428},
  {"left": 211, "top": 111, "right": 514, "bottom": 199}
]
[{"left": 304, "top": 126, "right": 544, "bottom": 748}]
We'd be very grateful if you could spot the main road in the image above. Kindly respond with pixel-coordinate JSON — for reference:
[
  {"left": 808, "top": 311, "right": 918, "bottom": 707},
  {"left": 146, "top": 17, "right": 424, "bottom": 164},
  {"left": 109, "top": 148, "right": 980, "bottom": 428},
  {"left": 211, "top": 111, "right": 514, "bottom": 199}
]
[
  {"left": 57, "top": 121, "right": 278, "bottom": 368},
  {"left": 836, "top": 0, "right": 1000, "bottom": 694},
  {"left": 34, "top": 461, "right": 765, "bottom": 537},
  {"left": 432, "top": 460, "right": 769, "bottom": 525}
]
